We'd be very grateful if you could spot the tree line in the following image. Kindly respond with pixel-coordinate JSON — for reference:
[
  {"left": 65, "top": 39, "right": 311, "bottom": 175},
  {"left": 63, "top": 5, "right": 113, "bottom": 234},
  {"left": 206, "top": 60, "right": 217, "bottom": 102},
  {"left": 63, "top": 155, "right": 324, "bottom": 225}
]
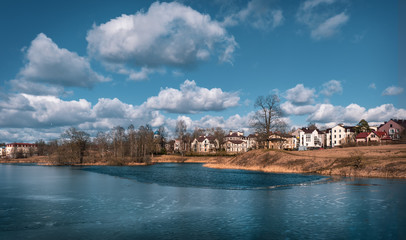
[{"left": 28, "top": 94, "right": 287, "bottom": 164}]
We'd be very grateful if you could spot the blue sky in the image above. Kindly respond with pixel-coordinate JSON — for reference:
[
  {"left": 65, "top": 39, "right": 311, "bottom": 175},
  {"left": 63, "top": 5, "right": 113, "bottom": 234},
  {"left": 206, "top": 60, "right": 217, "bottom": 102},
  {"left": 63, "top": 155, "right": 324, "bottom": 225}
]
[{"left": 0, "top": 0, "right": 404, "bottom": 142}]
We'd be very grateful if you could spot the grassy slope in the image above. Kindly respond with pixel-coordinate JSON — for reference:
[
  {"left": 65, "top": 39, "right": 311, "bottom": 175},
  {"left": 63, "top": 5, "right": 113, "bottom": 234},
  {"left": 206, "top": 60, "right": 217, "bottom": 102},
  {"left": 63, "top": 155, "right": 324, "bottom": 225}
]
[{"left": 204, "top": 144, "right": 406, "bottom": 178}]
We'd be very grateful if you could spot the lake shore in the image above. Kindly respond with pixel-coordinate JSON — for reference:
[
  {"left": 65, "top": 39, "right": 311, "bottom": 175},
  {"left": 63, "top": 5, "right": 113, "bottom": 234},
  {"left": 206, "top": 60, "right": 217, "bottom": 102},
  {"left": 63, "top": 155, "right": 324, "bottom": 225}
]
[{"left": 1, "top": 144, "right": 405, "bottom": 178}]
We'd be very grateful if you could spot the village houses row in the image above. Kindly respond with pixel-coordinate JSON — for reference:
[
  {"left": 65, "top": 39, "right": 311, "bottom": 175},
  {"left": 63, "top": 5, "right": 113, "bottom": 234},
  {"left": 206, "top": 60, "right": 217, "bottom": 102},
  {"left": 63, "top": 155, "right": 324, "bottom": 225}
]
[
  {"left": 1, "top": 119, "right": 405, "bottom": 158},
  {"left": 177, "top": 119, "right": 405, "bottom": 154}
]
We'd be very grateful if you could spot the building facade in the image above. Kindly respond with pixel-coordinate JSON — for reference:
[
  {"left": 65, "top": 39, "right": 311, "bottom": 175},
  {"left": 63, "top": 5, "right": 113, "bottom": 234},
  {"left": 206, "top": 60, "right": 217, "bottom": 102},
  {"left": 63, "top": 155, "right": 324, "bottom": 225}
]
[{"left": 5, "top": 143, "right": 37, "bottom": 158}]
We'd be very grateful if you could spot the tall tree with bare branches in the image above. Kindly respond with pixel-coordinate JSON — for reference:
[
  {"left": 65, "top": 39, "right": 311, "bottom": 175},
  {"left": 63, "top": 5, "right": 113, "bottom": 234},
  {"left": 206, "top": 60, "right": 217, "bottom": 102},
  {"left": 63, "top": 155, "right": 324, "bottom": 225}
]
[{"left": 250, "top": 94, "right": 286, "bottom": 148}]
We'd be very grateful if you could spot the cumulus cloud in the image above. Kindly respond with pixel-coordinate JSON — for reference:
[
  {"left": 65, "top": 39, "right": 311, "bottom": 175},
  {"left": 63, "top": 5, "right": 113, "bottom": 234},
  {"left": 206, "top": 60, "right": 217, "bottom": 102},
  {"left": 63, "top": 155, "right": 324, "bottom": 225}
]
[
  {"left": 223, "top": 0, "right": 284, "bottom": 30},
  {"left": 297, "top": 0, "right": 349, "bottom": 40},
  {"left": 145, "top": 80, "right": 240, "bottom": 113},
  {"left": 382, "top": 86, "right": 404, "bottom": 96},
  {"left": 320, "top": 80, "right": 343, "bottom": 96},
  {"left": 307, "top": 103, "right": 406, "bottom": 124},
  {"left": 284, "top": 84, "right": 316, "bottom": 105},
  {"left": 281, "top": 101, "right": 318, "bottom": 115},
  {"left": 87, "top": 1, "right": 237, "bottom": 80},
  {"left": 11, "top": 33, "right": 108, "bottom": 95}
]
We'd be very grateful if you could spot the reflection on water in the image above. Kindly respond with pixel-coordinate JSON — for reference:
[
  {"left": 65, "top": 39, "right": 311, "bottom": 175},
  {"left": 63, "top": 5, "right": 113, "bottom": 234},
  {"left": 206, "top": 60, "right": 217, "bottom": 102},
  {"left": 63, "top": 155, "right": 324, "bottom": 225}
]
[{"left": 0, "top": 163, "right": 405, "bottom": 239}]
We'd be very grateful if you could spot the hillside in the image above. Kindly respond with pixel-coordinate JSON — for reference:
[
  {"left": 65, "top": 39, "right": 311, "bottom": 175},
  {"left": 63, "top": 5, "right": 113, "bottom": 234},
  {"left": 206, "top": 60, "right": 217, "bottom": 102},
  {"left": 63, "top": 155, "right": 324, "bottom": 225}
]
[{"left": 204, "top": 144, "right": 406, "bottom": 178}]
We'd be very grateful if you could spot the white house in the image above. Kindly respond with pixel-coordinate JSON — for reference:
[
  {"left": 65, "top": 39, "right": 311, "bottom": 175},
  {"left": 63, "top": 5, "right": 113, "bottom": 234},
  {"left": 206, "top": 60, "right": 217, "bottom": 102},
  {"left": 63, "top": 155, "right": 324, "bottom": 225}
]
[
  {"left": 326, "top": 124, "right": 356, "bottom": 147},
  {"left": 225, "top": 140, "right": 248, "bottom": 153},
  {"left": 5, "top": 143, "right": 37, "bottom": 158},
  {"left": 191, "top": 136, "right": 219, "bottom": 153},
  {"left": 299, "top": 128, "right": 323, "bottom": 148}
]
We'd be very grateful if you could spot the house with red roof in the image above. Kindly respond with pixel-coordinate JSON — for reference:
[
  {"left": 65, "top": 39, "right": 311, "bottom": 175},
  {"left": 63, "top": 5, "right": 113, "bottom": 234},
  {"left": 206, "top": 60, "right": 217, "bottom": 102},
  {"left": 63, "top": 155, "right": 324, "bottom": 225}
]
[
  {"left": 5, "top": 143, "right": 37, "bottom": 158},
  {"left": 356, "top": 131, "right": 388, "bottom": 143}
]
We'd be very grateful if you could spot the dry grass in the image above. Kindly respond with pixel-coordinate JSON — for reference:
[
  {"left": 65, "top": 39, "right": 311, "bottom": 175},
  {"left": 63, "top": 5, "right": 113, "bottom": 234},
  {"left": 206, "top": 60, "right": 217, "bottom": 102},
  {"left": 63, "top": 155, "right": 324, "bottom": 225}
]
[
  {"left": 3, "top": 145, "right": 405, "bottom": 178},
  {"left": 204, "top": 145, "right": 406, "bottom": 178}
]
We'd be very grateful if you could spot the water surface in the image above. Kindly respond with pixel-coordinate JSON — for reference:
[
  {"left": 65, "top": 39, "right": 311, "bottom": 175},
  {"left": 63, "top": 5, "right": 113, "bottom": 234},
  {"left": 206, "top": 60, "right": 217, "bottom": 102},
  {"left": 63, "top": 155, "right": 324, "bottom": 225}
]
[{"left": 0, "top": 163, "right": 405, "bottom": 239}]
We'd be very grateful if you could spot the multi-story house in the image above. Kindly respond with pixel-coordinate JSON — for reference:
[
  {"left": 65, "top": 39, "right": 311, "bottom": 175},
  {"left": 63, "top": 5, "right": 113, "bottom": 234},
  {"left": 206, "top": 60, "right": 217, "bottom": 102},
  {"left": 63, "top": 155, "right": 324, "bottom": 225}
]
[
  {"left": 5, "top": 143, "right": 37, "bottom": 158},
  {"left": 191, "top": 136, "right": 219, "bottom": 153},
  {"left": 224, "top": 139, "right": 248, "bottom": 153},
  {"left": 378, "top": 119, "right": 406, "bottom": 140},
  {"left": 0, "top": 146, "right": 5, "bottom": 158},
  {"left": 326, "top": 124, "right": 356, "bottom": 147},
  {"left": 269, "top": 132, "right": 296, "bottom": 150},
  {"left": 299, "top": 128, "right": 323, "bottom": 148}
]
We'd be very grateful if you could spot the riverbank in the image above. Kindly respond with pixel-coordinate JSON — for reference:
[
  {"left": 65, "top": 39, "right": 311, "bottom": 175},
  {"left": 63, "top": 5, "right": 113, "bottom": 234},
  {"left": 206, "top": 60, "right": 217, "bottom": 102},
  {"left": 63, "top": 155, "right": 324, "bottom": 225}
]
[
  {"left": 204, "top": 144, "right": 406, "bottom": 178},
  {"left": 1, "top": 144, "right": 405, "bottom": 178}
]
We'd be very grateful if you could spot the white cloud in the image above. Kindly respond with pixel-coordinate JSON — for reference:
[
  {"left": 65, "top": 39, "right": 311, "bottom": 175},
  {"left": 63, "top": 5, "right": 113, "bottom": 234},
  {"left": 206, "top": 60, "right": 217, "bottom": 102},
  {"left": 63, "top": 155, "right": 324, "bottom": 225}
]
[
  {"left": 281, "top": 101, "right": 318, "bottom": 115},
  {"left": 223, "top": 0, "right": 284, "bottom": 30},
  {"left": 311, "top": 12, "right": 349, "bottom": 40},
  {"left": 369, "top": 83, "right": 376, "bottom": 89},
  {"left": 307, "top": 103, "right": 406, "bottom": 124},
  {"left": 320, "top": 80, "right": 343, "bottom": 96},
  {"left": 297, "top": 0, "right": 349, "bottom": 40},
  {"left": 0, "top": 94, "right": 93, "bottom": 128},
  {"left": 284, "top": 84, "right": 316, "bottom": 105},
  {"left": 145, "top": 80, "right": 240, "bottom": 113},
  {"left": 12, "top": 33, "right": 108, "bottom": 95},
  {"left": 87, "top": 1, "right": 237, "bottom": 79},
  {"left": 382, "top": 86, "right": 404, "bottom": 96}
]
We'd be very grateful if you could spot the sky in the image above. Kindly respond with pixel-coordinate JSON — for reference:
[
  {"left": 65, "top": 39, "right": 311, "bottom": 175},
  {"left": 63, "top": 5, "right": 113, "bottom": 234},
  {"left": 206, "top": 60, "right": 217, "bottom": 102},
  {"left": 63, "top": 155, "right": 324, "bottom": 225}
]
[{"left": 0, "top": 0, "right": 405, "bottom": 143}]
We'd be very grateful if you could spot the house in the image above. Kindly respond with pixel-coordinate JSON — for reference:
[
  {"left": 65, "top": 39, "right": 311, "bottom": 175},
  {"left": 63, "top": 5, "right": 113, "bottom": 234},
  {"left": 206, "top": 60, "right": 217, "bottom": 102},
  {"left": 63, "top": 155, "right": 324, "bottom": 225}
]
[
  {"left": 326, "top": 124, "right": 355, "bottom": 147},
  {"left": 5, "top": 143, "right": 37, "bottom": 158},
  {"left": 378, "top": 119, "right": 406, "bottom": 140},
  {"left": 225, "top": 130, "right": 245, "bottom": 141},
  {"left": 268, "top": 132, "right": 296, "bottom": 150},
  {"left": 225, "top": 139, "right": 248, "bottom": 153},
  {"left": 191, "top": 136, "right": 219, "bottom": 153},
  {"left": 299, "top": 128, "right": 323, "bottom": 148},
  {"left": 247, "top": 134, "right": 258, "bottom": 150},
  {"left": 0, "top": 146, "right": 5, "bottom": 158},
  {"left": 356, "top": 131, "right": 387, "bottom": 143}
]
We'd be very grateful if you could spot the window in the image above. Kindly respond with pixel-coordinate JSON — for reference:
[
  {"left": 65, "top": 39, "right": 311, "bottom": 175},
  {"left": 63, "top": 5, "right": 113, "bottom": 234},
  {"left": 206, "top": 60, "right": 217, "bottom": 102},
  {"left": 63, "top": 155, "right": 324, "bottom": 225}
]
[
  {"left": 306, "top": 135, "right": 311, "bottom": 142},
  {"left": 390, "top": 124, "right": 392, "bottom": 127},
  {"left": 334, "top": 140, "right": 336, "bottom": 144},
  {"left": 339, "top": 129, "right": 341, "bottom": 132},
  {"left": 334, "top": 135, "right": 336, "bottom": 138},
  {"left": 339, "top": 135, "right": 341, "bottom": 138},
  {"left": 334, "top": 130, "right": 336, "bottom": 133}
]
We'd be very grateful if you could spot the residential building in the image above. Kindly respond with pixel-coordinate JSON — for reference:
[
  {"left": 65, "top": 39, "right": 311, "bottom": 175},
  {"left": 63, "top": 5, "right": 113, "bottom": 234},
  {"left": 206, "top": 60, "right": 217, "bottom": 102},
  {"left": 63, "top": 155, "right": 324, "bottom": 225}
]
[
  {"left": 5, "top": 143, "right": 37, "bottom": 158},
  {"left": 247, "top": 134, "right": 258, "bottom": 150},
  {"left": 356, "top": 131, "right": 387, "bottom": 143},
  {"left": 225, "top": 139, "right": 247, "bottom": 153},
  {"left": 326, "top": 124, "right": 355, "bottom": 147},
  {"left": 268, "top": 132, "right": 296, "bottom": 150},
  {"left": 299, "top": 128, "right": 323, "bottom": 148},
  {"left": 0, "top": 146, "right": 5, "bottom": 158},
  {"left": 378, "top": 119, "right": 406, "bottom": 140},
  {"left": 191, "top": 136, "right": 219, "bottom": 153}
]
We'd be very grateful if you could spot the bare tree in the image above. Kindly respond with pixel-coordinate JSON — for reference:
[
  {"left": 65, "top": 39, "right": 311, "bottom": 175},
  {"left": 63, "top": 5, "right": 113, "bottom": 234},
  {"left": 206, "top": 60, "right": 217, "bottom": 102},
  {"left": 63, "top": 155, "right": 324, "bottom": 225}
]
[
  {"left": 61, "top": 127, "right": 90, "bottom": 164},
  {"left": 175, "top": 120, "right": 187, "bottom": 155},
  {"left": 111, "top": 126, "right": 126, "bottom": 160},
  {"left": 128, "top": 124, "right": 137, "bottom": 160},
  {"left": 94, "top": 131, "right": 110, "bottom": 161},
  {"left": 250, "top": 94, "right": 286, "bottom": 148}
]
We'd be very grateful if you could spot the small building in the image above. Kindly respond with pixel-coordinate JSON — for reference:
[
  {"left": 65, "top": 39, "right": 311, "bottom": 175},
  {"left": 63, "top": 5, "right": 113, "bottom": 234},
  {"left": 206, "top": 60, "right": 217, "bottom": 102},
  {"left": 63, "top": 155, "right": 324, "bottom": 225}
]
[
  {"left": 378, "top": 119, "right": 406, "bottom": 140},
  {"left": 269, "top": 132, "right": 296, "bottom": 150},
  {"left": 225, "top": 139, "right": 248, "bottom": 153},
  {"left": 6, "top": 143, "right": 37, "bottom": 158},
  {"left": 191, "top": 136, "right": 219, "bottom": 153},
  {"left": 356, "top": 131, "right": 387, "bottom": 143}
]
